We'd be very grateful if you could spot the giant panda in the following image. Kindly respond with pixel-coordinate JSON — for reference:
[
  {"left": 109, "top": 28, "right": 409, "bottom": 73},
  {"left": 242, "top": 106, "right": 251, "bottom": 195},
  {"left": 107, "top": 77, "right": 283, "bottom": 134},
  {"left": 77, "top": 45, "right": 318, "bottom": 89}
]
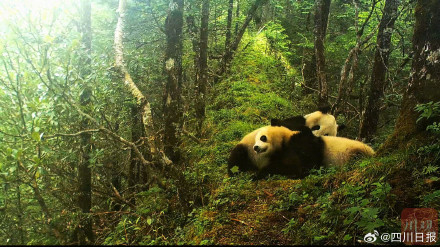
[
  {"left": 228, "top": 126, "right": 374, "bottom": 178},
  {"left": 271, "top": 107, "right": 345, "bottom": 137}
]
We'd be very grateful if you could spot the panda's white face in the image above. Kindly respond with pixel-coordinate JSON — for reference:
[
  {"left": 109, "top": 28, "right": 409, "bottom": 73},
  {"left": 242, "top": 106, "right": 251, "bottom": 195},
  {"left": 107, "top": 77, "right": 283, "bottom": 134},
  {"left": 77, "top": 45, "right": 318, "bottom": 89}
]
[
  {"left": 253, "top": 126, "right": 290, "bottom": 156},
  {"left": 304, "top": 111, "right": 338, "bottom": 137},
  {"left": 254, "top": 130, "right": 271, "bottom": 155}
]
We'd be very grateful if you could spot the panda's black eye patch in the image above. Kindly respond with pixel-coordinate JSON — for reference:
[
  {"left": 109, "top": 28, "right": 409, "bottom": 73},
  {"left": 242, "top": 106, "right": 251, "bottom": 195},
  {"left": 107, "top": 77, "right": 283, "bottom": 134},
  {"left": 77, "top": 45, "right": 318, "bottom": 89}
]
[
  {"left": 311, "top": 125, "right": 321, "bottom": 131},
  {"left": 260, "top": 135, "right": 267, "bottom": 142}
]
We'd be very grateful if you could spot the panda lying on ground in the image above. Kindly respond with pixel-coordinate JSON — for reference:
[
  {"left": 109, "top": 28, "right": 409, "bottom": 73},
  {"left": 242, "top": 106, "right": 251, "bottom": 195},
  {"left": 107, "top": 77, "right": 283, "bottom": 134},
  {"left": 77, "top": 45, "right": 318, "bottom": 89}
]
[
  {"left": 227, "top": 125, "right": 374, "bottom": 179},
  {"left": 271, "top": 106, "right": 345, "bottom": 136}
]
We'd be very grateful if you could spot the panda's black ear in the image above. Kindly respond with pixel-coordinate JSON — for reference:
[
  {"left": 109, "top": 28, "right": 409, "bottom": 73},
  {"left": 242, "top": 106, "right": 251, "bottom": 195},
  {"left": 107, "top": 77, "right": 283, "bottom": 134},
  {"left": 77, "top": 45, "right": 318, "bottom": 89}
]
[
  {"left": 297, "top": 126, "right": 315, "bottom": 136},
  {"left": 311, "top": 125, "right": 321, "bottom": 131},
  {"left": 318, "top": 104, "right": 331, "bottom": 114},
  {"left": 271, "top": 119, "right": 281, "bottom": 126},
  {"left": 337, "top": 124, "right": 346, "bottom": 131}
]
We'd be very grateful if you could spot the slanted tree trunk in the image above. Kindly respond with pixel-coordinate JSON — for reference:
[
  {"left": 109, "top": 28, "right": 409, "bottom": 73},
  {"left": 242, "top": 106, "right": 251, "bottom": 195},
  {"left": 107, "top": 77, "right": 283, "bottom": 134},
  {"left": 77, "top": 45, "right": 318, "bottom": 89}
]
[
  {"left": 360, "top": 0, "right": 399, "bottom": 142},
  {"left": 332, "top": 0, "right": 378, "bottom": 116},
  {"left": 163, "top": 0, "right": 184, "bottom": 164},
  {"left": 219, "top": 0, "right": 268, "bottom": 78},
  {"left": 77, "top": 0, "right": 94, "bottom": 244},
  {"left": 382, "top": 0, "right": 440, "bottom": 151},
  {"left": 196, "top": 0, "right": 209, "bottom": 135},
  {"left": 314, "top": 0, "right": 331, "bottom": 106}
]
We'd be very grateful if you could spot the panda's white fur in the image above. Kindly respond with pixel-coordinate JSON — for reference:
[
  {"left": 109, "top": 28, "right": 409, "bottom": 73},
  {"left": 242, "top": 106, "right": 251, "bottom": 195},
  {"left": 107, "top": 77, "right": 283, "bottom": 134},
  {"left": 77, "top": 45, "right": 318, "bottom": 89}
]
[
  {"left": 304, "top": 111, "right": 338, "bottom": 137},
  {"left": 321, "top": 136, "right": 375, "bottom": 166}
]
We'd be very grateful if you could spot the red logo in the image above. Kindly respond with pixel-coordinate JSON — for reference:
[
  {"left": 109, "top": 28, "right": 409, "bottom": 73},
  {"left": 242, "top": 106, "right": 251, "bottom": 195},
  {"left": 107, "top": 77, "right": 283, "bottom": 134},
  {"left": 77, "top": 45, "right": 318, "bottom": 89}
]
[{"left": 401, "top": 208, "right": 438, "bottom": 245}]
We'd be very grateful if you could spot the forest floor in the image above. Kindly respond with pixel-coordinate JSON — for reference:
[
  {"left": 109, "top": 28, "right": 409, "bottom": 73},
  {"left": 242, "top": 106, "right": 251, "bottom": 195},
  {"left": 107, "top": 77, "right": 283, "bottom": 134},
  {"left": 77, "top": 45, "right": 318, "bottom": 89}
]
[
  {"left": 199, "top": 179, "right": 298, "bottom": 245},
  {"left": 182, "top": 151, "right": 439, "bottom": 245}
]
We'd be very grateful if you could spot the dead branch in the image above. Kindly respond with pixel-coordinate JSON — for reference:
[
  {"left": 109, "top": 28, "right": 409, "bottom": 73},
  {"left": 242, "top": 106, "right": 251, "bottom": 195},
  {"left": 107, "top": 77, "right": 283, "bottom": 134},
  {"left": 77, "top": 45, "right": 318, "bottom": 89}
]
[
  {"left": 182, "top": 128, "right": 201, "bottom": 144},
  {"left": 231, "top": 218, "right": 254, "bottom": 228},
  {"left": 45, "top": 129, "right": 101, "bottom": 139}
]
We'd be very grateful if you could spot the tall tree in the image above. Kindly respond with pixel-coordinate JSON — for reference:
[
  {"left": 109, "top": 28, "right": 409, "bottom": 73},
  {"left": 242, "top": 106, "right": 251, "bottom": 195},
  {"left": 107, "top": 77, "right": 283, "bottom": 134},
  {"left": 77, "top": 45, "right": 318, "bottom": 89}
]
[
  {"left": 128, "top": 105, "right": 144, "bottom": 198},
  {"left": 224, "top": 0, "right": 234, "bottom": 70},
  {"left": 163, "top": 0, "right": 184, "bottom": 163},
  {"left": 235, "top": 0, "right": 240, "bottom": 36},
  {"left": 383, "top": 0, "right": 440, "bottom": 150},
  {"left": 360, "top": 0, "right": 400, "bottom": 141},
  {"left": 196, "top": 0, "right": 210, "bottom": 134},
  {"left": 77, "top": 0, "right": 94, "bottom": 244},
  {"left": 314, "top": 0, "right": 331, "bottom": 106}
]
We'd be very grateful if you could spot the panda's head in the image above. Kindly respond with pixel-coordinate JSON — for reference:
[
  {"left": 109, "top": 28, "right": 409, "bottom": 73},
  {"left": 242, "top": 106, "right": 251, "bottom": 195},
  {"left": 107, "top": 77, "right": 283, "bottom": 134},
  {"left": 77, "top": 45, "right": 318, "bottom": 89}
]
[
  {"left": 271, "top": 112, "right": 344, "bottom": 137},
  {"left": 253, "top": 126, "right": 293, "bottom": 156},
  {"left": 304, "top": 111, "right": 339, "bottom": 137}
]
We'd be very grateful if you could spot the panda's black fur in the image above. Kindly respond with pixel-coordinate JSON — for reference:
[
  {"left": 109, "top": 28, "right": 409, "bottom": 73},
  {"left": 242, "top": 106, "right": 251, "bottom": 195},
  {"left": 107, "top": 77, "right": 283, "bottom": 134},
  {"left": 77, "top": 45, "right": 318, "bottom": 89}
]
[
  {"left": 271, "top": 116, "right": 320, "bottom": 132},
  {"left": 228, "top": 126, "right": 325, "bottom": 179},
  {"left": 227, "top": 144, "right": 258, "bottom": 175}
]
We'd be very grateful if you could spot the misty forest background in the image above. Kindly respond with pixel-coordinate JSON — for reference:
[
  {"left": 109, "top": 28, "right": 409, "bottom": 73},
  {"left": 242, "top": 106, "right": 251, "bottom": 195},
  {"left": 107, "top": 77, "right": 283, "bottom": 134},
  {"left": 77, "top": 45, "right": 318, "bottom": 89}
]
[{"left": 0, "top": 0, "right": 439, "bottom": 245}]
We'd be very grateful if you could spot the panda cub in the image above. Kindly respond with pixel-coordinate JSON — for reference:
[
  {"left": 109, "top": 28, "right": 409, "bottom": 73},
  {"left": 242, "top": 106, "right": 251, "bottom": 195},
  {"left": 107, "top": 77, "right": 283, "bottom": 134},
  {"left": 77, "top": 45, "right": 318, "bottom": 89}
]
[
  {"left": 228, "top": 126, "right": 374, "bottom": 178},
  {"left": 271, "top": 106, "right": 345, "bottom": 137}
]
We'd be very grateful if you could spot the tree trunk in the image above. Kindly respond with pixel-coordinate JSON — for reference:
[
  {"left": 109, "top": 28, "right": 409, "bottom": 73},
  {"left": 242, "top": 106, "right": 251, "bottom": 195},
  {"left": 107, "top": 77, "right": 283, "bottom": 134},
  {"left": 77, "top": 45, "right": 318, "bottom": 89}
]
[
  {"left": 382, "top": 0, "right": 440, "bottom": 151},
  {"left": 186, "top": 13, "right": 199, "bottom": 83},
  {"left": 163, "top": 0, "right": 184, "bottom": 164},
  {"left": 360, "top": 0, "right": 399, "bottom": 142},
  {"left": 16, "top": 181, "right": 24, "bottom": 244},
  {"left": 224, "top": 0, "right": 233, "bottom": 70},
  {"left": 196, "top": 0, "right": 209, "bottom": 135},
  {"left": 128, "top": 105, "right": 144, "bottom": 198},
  {"left": 301, "top": 8, "right": 316, "bottom": 95},
  {"left": 219, "top": 0, "right": 268, "bottom": 79},
  {"left": 235, "top": 0, "right": 240, "bottom": 37},
  {"left": 78, "top": 0, "right": 94, "bottom": 244},
  {"left": 302, "top": 53, "right": 317, "bottom": 95},
  {"left": 314, "top": 0, "right": 331, "bottom": 106}
]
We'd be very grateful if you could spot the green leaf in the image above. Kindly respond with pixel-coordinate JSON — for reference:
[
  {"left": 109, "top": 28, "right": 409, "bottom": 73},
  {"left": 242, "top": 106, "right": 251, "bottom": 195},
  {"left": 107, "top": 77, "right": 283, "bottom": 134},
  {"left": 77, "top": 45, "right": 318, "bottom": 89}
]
[
  {"left": 147, "top": 217, "right": 152, "bottom": 225},
  {"left": 343, "top": 234, "right": 352, "bottom": 241},
  {"left": 313, "top": 235, "right": 327, "bottom": 241},
  {"left": 31, "top": 132, "right": 41, "bottom": 142},
  {"left": 230, "top": 166, "right": 239, "bottom": 174}
]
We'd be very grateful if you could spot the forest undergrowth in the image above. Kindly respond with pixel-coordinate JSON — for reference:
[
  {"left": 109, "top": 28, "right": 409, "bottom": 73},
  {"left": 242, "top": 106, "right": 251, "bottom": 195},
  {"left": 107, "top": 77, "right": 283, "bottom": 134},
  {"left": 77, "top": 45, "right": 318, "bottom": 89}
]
[{"left": 104, "top": 32, "right": 440, "bottom": 245}]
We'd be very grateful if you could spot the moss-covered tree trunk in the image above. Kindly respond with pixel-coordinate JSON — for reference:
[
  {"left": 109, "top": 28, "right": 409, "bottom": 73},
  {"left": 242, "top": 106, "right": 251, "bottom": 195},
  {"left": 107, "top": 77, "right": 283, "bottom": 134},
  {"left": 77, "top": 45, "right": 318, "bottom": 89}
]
[
  {"left": 314, "top": 0, "right": 331, "bottom": 106},
  {"left": 360, "top": 0, "right": 399, "bottom": 142},
  {"left": 382, "top": 0, "right": 440, "bottom": 151},
  {"left": 163, "top": 0, "right": 184, "bottom": 163}
]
